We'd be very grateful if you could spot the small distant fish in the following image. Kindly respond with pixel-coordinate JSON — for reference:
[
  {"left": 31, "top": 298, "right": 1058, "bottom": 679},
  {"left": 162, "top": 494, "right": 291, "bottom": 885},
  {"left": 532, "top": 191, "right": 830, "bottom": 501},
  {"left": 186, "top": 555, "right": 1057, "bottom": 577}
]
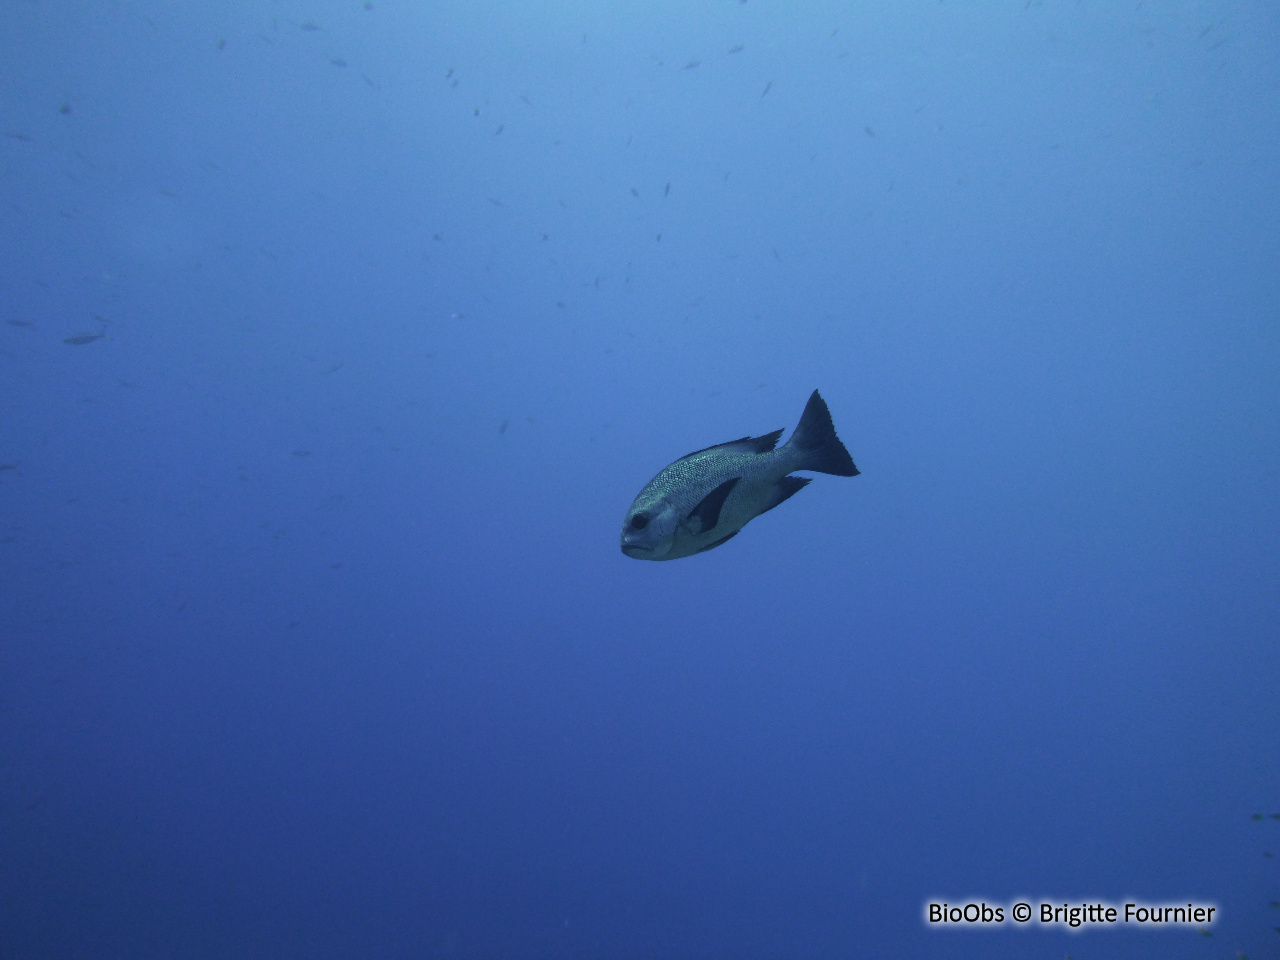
[
  {"left": 760, "top": 80, "right": 773, "bottom": 99},
  {"left": 498, "top": 419, "right": 509, "bottom": 434},
  {"left": 5, "top": 132, "right": 34, "bottom": 142},
  {"left": 330, "top": 57, "right": 348, "bottom": 67},
  {"left": 865, "top": 125, "right": 876, "bottom": 136},
  {"left": 683, "top": 60, "right": 700, "bottom": 70},
  {"left": 291, "top": 449, "right": 311, "bottom": 457},
  {"left": 728, "top": 44, "right": 744, "bottom": 54},
  {"left": 62, "top": 333, "right": 104, "bottom": 345},
  {"left": 664, "top": 182, "right": 671, "bottom": 196},
  {"left": 299, "top": 21, "right": 320, "bottom": 31},
  {"left": 0, "top": 462, "right": 20, "bottom": 471},
  {"left": 493, "top": 124, "right": 503, "bottom": 136},
  {"left": 6, "top": 319, "right": 34, "bottom": 327},
  {"left": 216, "top": 38, "right": 226, "bottom": 50},
  {"left": 621, "top": 390, "right": 858, "bottom": 560},
  {"left": 59, "top": 102, "right": 72, "bottom": 114}
]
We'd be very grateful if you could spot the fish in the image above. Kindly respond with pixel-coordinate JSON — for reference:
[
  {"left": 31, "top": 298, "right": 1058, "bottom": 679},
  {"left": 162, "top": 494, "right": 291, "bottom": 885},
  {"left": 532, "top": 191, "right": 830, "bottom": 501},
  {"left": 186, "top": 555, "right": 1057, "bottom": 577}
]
[
  {"left": 62, "top": 333, "right": 104, "bottom": 345},
  {"left": 621, "top": 390, "right": 858, "bottom": 560}
]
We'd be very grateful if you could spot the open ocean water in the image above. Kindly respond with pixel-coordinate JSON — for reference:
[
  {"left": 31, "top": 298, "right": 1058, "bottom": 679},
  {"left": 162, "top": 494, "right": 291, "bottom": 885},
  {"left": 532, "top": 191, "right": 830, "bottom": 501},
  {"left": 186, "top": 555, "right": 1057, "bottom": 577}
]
[{"left": 2, "top": 1, "right": 1278, "bottom": 958}]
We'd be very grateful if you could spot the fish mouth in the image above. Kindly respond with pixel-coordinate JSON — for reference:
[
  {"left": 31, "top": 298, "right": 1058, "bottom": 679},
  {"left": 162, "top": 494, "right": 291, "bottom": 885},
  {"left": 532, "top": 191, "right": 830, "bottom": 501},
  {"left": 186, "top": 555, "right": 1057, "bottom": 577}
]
[{"left": 621, "top": 543, "right": 653, "bottom": 558}]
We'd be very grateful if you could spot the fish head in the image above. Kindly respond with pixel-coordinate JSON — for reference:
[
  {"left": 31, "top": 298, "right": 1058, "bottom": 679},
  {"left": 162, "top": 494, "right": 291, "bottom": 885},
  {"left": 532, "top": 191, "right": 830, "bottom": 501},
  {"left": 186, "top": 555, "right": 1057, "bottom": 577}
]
[{"left": 620, "top": 495, "right": 681, "bottom": 560}]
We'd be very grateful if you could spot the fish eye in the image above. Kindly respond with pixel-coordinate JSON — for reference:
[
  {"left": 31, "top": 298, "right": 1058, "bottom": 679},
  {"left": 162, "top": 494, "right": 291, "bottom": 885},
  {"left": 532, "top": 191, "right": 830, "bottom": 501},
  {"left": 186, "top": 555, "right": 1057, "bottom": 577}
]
[{"left": 629, "top": 513, "right": 649, "bottom": 530}]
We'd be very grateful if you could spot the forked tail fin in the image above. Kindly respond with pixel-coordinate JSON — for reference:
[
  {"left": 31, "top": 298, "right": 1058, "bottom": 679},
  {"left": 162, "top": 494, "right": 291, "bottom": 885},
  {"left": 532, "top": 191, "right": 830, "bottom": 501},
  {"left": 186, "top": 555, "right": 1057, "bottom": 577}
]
[{"left": 788, "top": 390, "right": 859, "bottom": 476}]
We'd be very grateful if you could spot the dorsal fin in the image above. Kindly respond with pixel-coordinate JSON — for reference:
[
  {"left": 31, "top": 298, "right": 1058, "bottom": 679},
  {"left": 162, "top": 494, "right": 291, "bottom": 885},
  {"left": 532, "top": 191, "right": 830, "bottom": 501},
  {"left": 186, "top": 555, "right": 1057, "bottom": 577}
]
[
  {"left": 688, "top": 477, "right": 739, "bottom": 533},
  {"left": 676, "top": 428, "right": 784, "bottom": 463}
]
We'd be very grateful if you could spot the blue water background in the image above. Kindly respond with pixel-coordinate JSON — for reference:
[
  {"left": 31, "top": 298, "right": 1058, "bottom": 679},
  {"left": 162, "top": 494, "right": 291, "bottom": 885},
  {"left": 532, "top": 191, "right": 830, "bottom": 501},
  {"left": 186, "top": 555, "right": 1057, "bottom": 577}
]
[{"left": 2, "top": 2, "right": 1278, "bottom": 958}]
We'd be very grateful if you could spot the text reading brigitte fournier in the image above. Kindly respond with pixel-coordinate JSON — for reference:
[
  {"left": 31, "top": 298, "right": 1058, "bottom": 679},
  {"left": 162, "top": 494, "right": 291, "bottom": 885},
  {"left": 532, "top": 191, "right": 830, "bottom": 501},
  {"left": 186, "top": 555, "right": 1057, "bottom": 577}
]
[{"left": 923, "top": 900, "right": 1217, "bottom": 931}]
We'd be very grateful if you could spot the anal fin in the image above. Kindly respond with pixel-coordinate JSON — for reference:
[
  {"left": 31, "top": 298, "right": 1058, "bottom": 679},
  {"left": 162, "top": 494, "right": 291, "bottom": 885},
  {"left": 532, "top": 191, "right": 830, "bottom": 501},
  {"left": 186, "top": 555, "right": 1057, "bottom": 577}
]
[{"left": 760, "top": 475, "right": 810, "bottom": 514}]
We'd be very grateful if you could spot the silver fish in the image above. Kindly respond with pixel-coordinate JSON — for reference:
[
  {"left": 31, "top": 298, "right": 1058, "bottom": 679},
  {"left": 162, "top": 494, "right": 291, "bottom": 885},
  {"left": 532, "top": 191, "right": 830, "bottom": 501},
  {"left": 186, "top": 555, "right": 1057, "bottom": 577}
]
[{"left": 621, "top": 390, "right": 858, "bottom": 560}]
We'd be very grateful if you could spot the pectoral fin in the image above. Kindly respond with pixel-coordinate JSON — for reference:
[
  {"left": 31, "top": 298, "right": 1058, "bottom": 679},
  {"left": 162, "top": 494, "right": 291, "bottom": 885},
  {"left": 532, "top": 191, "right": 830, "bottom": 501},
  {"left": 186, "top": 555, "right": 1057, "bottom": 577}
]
[{"left": 688, "top": 477, "right": 739, "bottom": 533}]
